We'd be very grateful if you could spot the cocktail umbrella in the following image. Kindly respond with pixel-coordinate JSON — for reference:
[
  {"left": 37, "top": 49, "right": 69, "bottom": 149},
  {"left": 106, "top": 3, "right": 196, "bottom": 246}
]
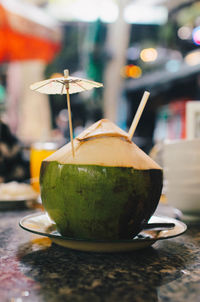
[{"left": 30, "top": 69, "right": 103, "bottom": 157}]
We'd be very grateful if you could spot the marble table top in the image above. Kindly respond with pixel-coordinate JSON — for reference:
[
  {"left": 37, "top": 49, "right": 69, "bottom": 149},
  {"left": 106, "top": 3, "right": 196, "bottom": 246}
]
[{"left": 0, "top": 206, "right": 200, "bottom": 302}]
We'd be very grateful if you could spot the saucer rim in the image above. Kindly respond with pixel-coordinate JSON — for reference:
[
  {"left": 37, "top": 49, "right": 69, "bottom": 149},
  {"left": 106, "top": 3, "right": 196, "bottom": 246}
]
[{"left": 19, "top": 212, "right": 187, "bottom": 244}]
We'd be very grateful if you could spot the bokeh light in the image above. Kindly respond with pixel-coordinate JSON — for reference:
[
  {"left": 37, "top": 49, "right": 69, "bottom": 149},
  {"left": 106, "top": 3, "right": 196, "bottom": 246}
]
[
  {"left": 192, "top": 26, "right": 200, "bottom": 45},
  {"left": 120, "top": 65, "right": 142, "bottom": 78},
  {"left": 50, "top": 73, "right": 63, "bottom": 78},
  {"left": 165, "top": 60, "right": 181, "bottom": 73},
  {"left": 99, "top": 0, "right": 118, "bottom": 23},
  {"left": 124, "top": 4, "right": 168, "bottom": 25},
  {"left": 140, "top": 48, "right": 158, "bottom": 62},
  {"left": 46, "top": 0, "right": 118, "bottom": 22},
  {"left": 185, "top": 50, "right": 200, "bottom": 66},
  {"left": 177, "top": 26, "right": 192, "bottom": 40}
]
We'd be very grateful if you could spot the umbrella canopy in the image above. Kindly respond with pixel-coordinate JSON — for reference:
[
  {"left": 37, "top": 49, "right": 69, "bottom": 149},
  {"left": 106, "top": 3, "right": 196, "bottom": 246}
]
[
  {"left": 30, "top": 69, "right": 103, "bottom": 157},
  {"left": 0, "top": 0, "right": 61, "bottom": 63},
  {"left": 30, "top": 75, "right": 103, "bottom": 94}
]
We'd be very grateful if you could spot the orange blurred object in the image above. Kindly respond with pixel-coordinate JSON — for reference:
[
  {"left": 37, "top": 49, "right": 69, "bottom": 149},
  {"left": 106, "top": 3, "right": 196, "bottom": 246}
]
[
  {"left": 0, "top": 1, "right": 61, "bottom": 63},
  {"left": 30, "top": 142, "right": 58, "bottom": 193},
  {"left": 120, "top": 64, "right": 142, "bottom": 79}
]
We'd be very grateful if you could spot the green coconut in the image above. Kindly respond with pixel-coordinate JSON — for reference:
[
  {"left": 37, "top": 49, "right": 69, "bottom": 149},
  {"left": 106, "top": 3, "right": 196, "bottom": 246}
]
[{"left": 40, "top": 119, "right": 163, "bottom": 240}]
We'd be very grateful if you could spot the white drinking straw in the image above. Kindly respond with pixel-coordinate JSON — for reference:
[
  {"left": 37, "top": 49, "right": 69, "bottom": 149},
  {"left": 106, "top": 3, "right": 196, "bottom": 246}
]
[{"left": 128, "top": 91, "right": 150, "bottom": 140}]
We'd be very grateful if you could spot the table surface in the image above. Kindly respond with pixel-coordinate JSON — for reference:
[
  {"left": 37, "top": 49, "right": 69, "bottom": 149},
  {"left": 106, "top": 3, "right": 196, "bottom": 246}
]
[{"left": 0, "top": 205, "right": 200, "bottom": 302}]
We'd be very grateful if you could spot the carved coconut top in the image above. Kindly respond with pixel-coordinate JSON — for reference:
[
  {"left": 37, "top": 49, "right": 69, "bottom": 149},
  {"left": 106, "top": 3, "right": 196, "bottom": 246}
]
[
  {"left": 46, "top": 119, "right": 161, "bottom": 170},
  {"left": 76, "top": 119, "right": 131, "bottom": 142}
]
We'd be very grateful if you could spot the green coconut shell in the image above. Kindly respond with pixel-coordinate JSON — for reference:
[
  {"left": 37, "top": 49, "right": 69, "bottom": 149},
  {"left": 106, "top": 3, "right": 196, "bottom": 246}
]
[
  {"left": 40, "top": 119, "right": 163, "bottom": 240},
  {"left": 40, "top": 163, "right": 162, "bottom": 240}
]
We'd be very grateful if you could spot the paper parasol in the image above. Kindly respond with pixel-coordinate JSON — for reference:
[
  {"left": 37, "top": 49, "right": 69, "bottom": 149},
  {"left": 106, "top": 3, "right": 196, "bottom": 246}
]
[{"left": 30, "top": 69, "right": 103, "bottom": 157}]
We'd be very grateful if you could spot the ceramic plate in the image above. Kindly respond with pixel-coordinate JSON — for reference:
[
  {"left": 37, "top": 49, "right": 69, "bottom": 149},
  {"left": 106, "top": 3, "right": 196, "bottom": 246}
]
[
  {"left": 0, "top": 182, "right": 39, "bottom": 210},
  {"left": 0, "top": 196, "right": 40, "bottom": 210},
  {"left": 0, "top": 199, "right": 31, "bottom": 210},
  {"left": 19, "top": 212, "right": 187, "bottom": 253}
]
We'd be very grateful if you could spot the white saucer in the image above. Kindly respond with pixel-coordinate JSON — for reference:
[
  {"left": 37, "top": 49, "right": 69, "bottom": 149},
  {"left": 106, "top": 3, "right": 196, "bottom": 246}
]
[
  {"left": 0, "top": 182, "right": 39, "bottom": 210},
  {"left": 0, "top": 197, "right": 40, "bottom": 210},
  {"left": 19, "top": 213, "right": 187, "bottom": 253}
]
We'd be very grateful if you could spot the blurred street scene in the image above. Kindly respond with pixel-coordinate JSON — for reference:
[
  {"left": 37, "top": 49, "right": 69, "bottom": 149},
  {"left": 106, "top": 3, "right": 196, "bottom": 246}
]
[{"left": 1, "top": 0, "right": 200, "bottom": 182}]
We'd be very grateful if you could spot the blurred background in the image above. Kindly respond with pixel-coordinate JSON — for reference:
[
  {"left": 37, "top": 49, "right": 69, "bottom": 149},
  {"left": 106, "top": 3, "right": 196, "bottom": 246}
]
[{"left": 1, "top": 0, "right": 200, "bottom": 155}]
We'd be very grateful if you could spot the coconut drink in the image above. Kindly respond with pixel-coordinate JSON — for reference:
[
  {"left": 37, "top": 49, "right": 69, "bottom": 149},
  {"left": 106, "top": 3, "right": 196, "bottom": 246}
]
[
  {"left": 30, "top": 72, "right": 162, "bottom": 240},
  {"left": 40, "top": 119, "right": 163, "bottom": 240}
]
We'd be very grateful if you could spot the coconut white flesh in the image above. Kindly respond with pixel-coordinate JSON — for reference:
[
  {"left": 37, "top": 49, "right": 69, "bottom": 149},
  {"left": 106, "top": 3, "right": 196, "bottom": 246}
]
[{"left": 46, "top": 119, "right": 161, "bottom": 170}]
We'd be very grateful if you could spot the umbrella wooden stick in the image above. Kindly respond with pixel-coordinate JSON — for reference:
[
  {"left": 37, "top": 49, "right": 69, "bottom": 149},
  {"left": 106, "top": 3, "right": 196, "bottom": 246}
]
[
  {"left": 66, "top": 87, "right": 75, "bottom": 157},
  {"left": 128, "top": 91, "right": 150, "bottom": 140},
  {"left": 64, "top": 69, "right": 75, "bottom": 157}
]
